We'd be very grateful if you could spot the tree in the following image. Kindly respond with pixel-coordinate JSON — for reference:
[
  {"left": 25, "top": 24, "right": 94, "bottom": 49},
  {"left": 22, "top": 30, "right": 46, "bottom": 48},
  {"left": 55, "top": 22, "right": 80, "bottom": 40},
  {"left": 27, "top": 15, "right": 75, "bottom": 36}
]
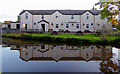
[
  {"left": 17, "top": 16, "right": 20, "bottom": 22},
  {"left": 95, "top": 0, "right": 119, "bottom": 28},
  {"left": 4, "top": 21, "right": 12, "bottom": 23}
]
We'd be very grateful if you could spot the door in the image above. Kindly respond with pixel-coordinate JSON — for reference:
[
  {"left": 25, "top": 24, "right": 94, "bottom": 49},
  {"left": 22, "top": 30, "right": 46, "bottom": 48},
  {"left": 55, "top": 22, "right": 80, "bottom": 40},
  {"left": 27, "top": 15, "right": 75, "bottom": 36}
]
[
  {"left": 8, "top": 25, "right": 11, "bottom": 29},
  {"left": 16, "top": 24, "right": 20, "bottom": 29},
  {"left": 41, "top": 24, "right": 45, "bottom": 31},
  {"left": 25, "top": 24, "right": 27, "bottom": 29}
]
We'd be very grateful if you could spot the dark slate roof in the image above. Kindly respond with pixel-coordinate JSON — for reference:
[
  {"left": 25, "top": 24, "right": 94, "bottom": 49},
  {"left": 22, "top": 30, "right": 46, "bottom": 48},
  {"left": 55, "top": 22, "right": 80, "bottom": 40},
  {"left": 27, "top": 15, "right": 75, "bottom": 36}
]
[
  {"left": 11, "top": 22, "right": 20, "bottom": 23},
  {"left": 20, "top": 10, "right": 101, "bottom": 15},
  {"left": 38, "top": 20, "right": 49, "bottom": 24}
]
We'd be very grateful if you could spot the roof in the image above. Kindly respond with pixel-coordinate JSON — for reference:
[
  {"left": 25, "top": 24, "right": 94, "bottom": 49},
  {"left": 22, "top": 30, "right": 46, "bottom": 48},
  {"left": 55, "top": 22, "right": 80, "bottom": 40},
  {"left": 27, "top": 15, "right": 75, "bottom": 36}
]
[
  {"left": 11, "top": 22, "right": 20, "bottom": 23},
  {"left": 20, "top": 10, "right": 101, "bottom": 15},
  {"left": 38, "top": 20, "right": 49, "bottom": 24}
]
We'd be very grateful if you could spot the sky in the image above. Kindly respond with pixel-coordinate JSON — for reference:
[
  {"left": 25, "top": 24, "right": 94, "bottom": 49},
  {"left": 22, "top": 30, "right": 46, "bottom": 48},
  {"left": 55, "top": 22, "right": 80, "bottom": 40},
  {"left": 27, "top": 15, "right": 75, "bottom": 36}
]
[{"left": 0, "top": 0, "right": 100, "bottom": 22}]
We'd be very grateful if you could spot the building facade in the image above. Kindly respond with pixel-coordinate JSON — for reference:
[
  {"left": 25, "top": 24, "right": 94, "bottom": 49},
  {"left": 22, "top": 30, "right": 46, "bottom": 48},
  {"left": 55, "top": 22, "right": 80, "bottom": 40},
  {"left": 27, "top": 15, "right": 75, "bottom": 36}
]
[{"left": 19, "top": 10, "right": 112, "bottom": 32}]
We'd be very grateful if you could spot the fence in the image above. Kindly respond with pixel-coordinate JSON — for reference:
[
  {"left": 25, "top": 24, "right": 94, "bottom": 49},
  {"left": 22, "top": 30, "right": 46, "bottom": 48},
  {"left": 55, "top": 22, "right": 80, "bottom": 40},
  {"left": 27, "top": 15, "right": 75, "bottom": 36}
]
[{"left": 2, "top": 28, "right": 43, "bottom": 34}]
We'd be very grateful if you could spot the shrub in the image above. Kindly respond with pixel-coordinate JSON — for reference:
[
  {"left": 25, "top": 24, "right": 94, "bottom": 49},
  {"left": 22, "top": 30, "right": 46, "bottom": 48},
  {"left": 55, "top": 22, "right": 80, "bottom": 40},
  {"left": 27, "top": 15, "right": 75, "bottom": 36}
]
[
  {"left": 64, "top": 30, "right": 70, "bottom": 33},
  {"left": 95, "top": 31, "right": 102, "bottom": 36},
  {"left": 59, "top": 29, "right": 64, "bottom": 32},
  {"left": 84, "top": 30, "right": 91, "bottom": 33},
  {"left": 51, "top": 31, "right": 58, "bottom": 35},
  {"left": 76, "top": 31, "right": 83, "bottom": 35}
]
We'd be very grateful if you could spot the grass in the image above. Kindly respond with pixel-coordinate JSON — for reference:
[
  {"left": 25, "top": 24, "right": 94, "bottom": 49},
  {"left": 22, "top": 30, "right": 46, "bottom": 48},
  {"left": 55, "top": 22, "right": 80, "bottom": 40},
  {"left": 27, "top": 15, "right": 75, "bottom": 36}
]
[{"left": 2, "top": 33, "right": 120, "bottom": 45}]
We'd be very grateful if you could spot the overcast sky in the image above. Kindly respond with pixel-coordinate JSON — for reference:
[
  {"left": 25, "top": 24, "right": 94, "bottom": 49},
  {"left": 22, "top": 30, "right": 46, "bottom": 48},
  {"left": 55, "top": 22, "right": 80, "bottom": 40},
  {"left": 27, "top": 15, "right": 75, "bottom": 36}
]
[{"left": 0, "top": 0, "right": 100, "bottom": 22}]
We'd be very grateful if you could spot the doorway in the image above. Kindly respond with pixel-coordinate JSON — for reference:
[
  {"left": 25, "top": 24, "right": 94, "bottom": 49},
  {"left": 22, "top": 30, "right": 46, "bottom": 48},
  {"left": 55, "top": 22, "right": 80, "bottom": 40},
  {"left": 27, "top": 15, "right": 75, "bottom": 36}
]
[
  {"left": 8, "top": 25, "right": 11, "bottom": 29},
  {"left": 41, "top": 24, "right": 45, "bottom": 31},
  {"left": 16, "top": 24, "right": 20, "bottom": 29},
  {"left": 25, "top": 24, "right": 27, "bottom": 29}
]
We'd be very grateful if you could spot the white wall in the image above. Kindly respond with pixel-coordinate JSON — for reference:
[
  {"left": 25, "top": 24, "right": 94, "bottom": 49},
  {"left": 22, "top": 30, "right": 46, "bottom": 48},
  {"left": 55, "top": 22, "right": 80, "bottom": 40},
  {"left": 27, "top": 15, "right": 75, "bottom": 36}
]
[
  {"left": 20, "top": 10, "right": 112, "bottom": 32},
  {"left": 10, "top": 23, "right": 20, "bottom": 29},
  {"left": 20, "top": 11, "right": 33, "bottom": 29},
  {"left": 81, "top": 11, "right": 94, "bottom": 32}
]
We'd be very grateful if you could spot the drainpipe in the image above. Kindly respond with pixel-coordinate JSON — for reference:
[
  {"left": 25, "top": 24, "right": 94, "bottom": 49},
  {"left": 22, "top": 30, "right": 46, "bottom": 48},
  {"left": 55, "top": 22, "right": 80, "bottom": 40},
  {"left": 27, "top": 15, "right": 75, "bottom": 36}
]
[
  {"left": 94, "top": 15, "right": 95, "bottom": 32},
  {"left": 32, "top": 15, "right": 33, "bottom": 30},
  {"left": 80, "top": 15, "right": 81, "bottom": 31}
]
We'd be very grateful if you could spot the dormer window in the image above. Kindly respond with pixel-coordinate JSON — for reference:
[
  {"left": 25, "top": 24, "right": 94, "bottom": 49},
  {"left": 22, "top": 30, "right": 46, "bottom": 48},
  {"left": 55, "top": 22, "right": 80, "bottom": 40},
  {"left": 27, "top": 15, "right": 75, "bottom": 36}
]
[
  {"left": 25, "top": 13, "right": 28, "bottom": 19},
  {"left": 42, "top": 15, "right": 44, "bottom": 19},
  {"left": 71, "top": 15, "right": 74, "bottom": 19},
  {"left": 56, "top": 14, "right": 59, "bottom": 19},
  {"left": 86, "top": 14, "right": 89, "bottom": 19}
]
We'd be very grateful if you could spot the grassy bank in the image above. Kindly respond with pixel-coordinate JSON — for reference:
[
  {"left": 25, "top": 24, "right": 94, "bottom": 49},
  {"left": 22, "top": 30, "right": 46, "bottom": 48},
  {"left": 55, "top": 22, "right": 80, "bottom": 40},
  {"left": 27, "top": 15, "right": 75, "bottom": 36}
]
[{"left": 2, "top": 33, "right": 120, "bottom": 45}]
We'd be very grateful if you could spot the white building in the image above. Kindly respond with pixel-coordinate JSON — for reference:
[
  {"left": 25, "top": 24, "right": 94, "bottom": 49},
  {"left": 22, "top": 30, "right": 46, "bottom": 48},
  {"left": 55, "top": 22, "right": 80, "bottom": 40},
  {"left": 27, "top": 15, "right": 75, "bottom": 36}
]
[{"left": 19, "top": 10, "right": 112, "bottom": 32}]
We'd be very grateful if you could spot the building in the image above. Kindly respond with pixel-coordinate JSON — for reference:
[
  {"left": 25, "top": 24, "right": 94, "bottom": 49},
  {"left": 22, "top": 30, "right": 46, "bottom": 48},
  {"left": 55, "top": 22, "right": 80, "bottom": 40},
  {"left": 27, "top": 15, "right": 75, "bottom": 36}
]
[
  {"left": 2, "top": 38, "right": 113, "bottom": 62},
  {"left": 19, "top": 10, "right": 112, "bottom": 32},
  {"left": 9, "top": 44, "right": 112, "bottom": 62},
  {"left": 10, "top": 22, "right": 20, "bottom": 29}
]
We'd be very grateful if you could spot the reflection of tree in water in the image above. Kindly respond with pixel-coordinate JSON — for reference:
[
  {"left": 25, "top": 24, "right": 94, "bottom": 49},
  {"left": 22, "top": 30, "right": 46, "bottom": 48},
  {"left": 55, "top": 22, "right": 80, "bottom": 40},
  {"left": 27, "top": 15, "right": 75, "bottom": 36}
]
[
  {"left": 99, "top": 46, "right": 120, "bottom": 72},
  {"left": 100, "top": 59, "right": 120, "bottom": 72}
]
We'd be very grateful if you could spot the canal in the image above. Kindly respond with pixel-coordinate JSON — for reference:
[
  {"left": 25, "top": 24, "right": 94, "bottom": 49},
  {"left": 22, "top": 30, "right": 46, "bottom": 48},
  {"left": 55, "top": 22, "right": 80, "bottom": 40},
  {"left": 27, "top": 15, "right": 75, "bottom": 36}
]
[{"left": 1, "top": 38, "right": 120, "bottom": 72}]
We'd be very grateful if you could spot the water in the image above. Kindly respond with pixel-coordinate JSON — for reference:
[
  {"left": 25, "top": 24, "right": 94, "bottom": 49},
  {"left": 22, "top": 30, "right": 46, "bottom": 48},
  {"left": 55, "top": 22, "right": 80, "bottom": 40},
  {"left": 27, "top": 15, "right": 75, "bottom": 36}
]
[{"left": 1, "top": 38, "right": 120, "bottom": 72}]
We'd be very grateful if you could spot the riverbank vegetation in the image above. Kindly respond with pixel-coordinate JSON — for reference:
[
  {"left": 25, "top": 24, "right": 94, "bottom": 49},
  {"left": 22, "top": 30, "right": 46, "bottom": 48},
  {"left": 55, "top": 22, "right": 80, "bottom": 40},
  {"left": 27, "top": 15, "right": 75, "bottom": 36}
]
[{"left": 2, "top": 33, "right": 120, "bottom": 45}]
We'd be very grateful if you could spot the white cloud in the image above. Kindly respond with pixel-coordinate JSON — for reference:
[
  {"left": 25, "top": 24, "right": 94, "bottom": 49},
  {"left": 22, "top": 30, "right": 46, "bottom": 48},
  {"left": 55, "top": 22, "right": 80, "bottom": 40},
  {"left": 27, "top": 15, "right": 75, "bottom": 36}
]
[{"left": 0, "top": 0, "right": 99, "bottom": 22}]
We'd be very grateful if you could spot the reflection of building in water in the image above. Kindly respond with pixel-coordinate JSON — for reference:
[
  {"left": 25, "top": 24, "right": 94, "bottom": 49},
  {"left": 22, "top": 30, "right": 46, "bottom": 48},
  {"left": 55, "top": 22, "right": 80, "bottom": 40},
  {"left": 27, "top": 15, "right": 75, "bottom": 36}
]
[
  {"left": 9, "top": 44, "right": 112, "bottom": 62},
  {"left": 118, "top": 49, "right": 120, "bottom": 64}
]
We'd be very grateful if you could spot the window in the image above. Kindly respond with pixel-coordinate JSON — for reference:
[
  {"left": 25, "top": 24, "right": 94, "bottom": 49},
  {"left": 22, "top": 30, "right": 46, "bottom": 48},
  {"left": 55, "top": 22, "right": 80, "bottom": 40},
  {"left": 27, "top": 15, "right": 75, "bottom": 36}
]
[
  {"left": 86, "top": 14, "right": 89, "bottom": 19},
  {"left": 61, "top": 23, "right": 63, "bottom": 25},
  {"left": 25, "top": 13, "right": 28, "bottom": 19},
  {"left": 42, "top": 15, "right": 44, "bottom": 19},
  {"left": 71, "top": 15, "right": 74, "bottom": 19},
  {"left": 41, "top": 44, "right": 45, "bottom": 49},
  {"left": 56, "top": 24, "right": 59, "bottom": 28},
  {"left": 66, "top": 24, "right": 69, "bottom": 28},
  {"left": 91, "top": 23, "right": 93, "bottom": 25},
  {"left": 56, "top": 14, "right": 59, "bottom": 19},
  {"left": 76, "top": 24, "right": 79, "bottom": 28},
  {"left": 34, "top": 23, "right": 36, "bottom": 25},
  {"left": 51, "top": 23, "right": 53, "bottom": 25},
  {"left": 91, "top": 47, "right": 94, "bottom": 49},
  {"left": 86, "top": 24, "right": 89, "bottom": 28}
]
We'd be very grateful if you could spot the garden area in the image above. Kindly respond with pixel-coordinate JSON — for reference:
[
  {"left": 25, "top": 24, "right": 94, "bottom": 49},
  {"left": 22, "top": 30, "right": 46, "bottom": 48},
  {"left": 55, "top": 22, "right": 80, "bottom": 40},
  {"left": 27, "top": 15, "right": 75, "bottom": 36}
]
[{"left": 2, "top": 31, "right": 120, "bottom": 46}]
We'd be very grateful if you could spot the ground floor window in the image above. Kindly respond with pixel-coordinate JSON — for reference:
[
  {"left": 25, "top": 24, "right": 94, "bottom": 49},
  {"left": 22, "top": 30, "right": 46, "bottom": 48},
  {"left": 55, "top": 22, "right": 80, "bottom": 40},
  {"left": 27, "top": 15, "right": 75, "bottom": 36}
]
[
  {"left": 56, "top": 24, "right": 59, "bottom": 28},
  {"left": 76, "top": 24, "right": 79, "bottom": 28},
  {"left": 66, "top": 24, "right": 69, "bottom": 28},
  {"left": 91, "top": 23, "right": 93, "bottom": 25},
  {"left": 86, "top": 24, "right": 89, "bottom": 28}
]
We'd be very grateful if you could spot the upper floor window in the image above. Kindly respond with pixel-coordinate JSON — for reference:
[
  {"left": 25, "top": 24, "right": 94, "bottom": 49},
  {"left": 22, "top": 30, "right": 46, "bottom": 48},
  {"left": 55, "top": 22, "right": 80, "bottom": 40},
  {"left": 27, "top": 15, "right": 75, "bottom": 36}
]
[
  {"left": 25, "top": 13, "right": 28, "bottom": 19},
  {"left": 56, "top": 14, "right": 59, "bottom": 19},
  {"left": 66, "top": 24, "right": 69, "bottom": 28},
  {"left": 42, "top": 15, "right": 44, "bottom": 19},
  {"left": 56, "top": 24, "right": 59, "bottom": 28},
  {"left": 86, "top": 14, "right": 89, "bottom": 19},
  {"left": 76, "top": 24, "right": 79, "bottom": 28},
  {"left": 71, "top": 15, "right": 74, "bottom": 19}
]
